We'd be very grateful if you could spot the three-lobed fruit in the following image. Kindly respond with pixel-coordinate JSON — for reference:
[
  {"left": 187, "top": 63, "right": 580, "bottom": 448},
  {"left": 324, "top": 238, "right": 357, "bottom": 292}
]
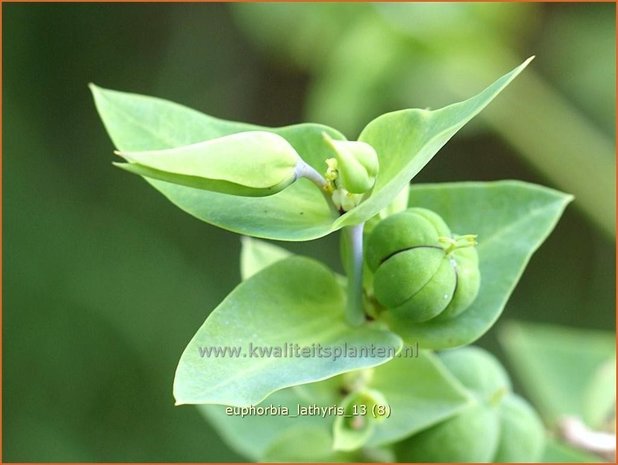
[
  {"left": 396, "top": 347, "right": 545, "bottom": 462},
  {"left": 365, "top": 207, "right": 480, "bottom": 322}
]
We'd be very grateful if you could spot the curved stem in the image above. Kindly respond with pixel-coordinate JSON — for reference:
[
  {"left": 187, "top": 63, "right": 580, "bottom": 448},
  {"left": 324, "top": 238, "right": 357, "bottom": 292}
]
[
  {"left": 295, "top": 159, "right": 326, "bottom": 186},
  {"left": 343, "top": 223, "right": 366, "bottom": 326}
]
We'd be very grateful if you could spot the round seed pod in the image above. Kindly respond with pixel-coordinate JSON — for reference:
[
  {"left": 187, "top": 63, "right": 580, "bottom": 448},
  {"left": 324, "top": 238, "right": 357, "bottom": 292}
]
[
  {"left": 396, "top": 347, "right": 545, "bottom": 463},
  {"left": 395, "top": 403, "right": 500, "bottom": 462},
  {"left": 365, "top": 208, "right": 480, "bottom": 322},
  {"left": 493, "top": 394, "right": 545, "bottom": 462}
]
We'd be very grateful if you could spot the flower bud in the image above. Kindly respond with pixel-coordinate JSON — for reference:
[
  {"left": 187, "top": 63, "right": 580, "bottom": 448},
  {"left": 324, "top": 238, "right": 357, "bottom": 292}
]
[
  {"left": 115, "top": 131, "right": 301, "bottom": 197},
  {"left": 323, "top": 133, "right": 378, "bottom": 194},
  {"left": 493, "top": 394, "right": 545, "bottom": 462},
  {"left": 365, "top": 208, "right": 480, "bottom": 322}
]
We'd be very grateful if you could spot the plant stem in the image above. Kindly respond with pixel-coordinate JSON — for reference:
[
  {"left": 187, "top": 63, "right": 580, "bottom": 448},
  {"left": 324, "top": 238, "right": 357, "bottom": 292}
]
[
  {"left": 296, "top": 159, "right": 326, "bottom": 187},
  {"left": 343, "top": 223, "right": 366, "bottom": 326}
]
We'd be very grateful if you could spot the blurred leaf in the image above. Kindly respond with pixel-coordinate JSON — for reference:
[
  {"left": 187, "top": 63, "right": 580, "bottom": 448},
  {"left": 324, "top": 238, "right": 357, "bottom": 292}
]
[
  {"left": 231, "top": 3, "right": 368, "bottom": 71},
  {"left": 306, "top": 17, "right": 411, "bottom": 135},
  {"left": 384, "top": 181, "right": 571, "bottom": 349},
  {"left": 173, "top": 256, "right": 402, "bottom": 406},
  {"left": 91, "top": 84, "right": 343, "bottom": 240},
  {"left": 499, "top": 321, "right": 615, "bottom": 425},
  {"left": 583, "top": 357, "right": 616, "bottom": 429},
  {"left": 240, "top": 236, "right": 291, "bottom": 280},
  {"left": 336, "top": 58, "right": 532, "bottom": 229},
  {"left": 538, "top": 5, "right": 616, "bottom": 135}
]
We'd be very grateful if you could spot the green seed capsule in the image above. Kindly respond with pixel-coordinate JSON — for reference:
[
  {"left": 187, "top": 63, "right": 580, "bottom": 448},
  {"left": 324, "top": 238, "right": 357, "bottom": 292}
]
[
  {"left": 396, "top": 403, "right": 500, "bottom": 462},
  {"left": 438, "top": 245, "right": 481, "bottom": 319},
  {"left": 366, "top": 207, "right": 480, "bottom": 322},
  {"left": 494, "top": 394, "right": 545, "bottom": 462},
  {"left": 366, "top": 208, "right": 450, "bottom": 272},
  {"left": 397, "top": 347, "right": 545, "bottom": 463},
  {"left": 439, "top": 346, "right": 511, "bottom": 399}
]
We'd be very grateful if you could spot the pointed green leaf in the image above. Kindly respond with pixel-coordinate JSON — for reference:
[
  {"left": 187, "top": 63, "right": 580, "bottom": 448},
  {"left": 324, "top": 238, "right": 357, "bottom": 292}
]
[
  {"left": 335, "top": 58, "right": 532, "bottom": 229},
  {"left": 383, "top": 180, "right": 571, "bottom": 349},
  {"left": 173, "top": 256, "right": 402, "bottom": 406}
]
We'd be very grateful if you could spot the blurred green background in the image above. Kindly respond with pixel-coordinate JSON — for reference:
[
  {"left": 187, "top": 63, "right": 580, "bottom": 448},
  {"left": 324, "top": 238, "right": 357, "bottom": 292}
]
[{"left": 4, "top": 3, "right": 615, "bottom": 461}]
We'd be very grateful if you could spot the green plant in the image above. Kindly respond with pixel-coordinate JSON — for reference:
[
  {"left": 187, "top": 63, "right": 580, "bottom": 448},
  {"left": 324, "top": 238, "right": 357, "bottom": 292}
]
[{"left": 91, "top": 58, "right": 573, "bottom": 461}]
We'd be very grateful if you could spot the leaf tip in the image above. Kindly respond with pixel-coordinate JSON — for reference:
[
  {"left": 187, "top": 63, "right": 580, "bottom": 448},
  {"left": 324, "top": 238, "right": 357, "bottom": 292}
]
[
  {"left": 88, "top": 82, "right": 103, "bottom": 97},
  {"left": 112, "top": 162, "right": 132, "bottom": 173}
]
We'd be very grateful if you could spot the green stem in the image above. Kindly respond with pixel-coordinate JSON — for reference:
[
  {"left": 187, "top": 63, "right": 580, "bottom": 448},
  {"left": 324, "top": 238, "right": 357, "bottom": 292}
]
[{"left": 343, "top": 223, "right": 366, "bottom": 326}]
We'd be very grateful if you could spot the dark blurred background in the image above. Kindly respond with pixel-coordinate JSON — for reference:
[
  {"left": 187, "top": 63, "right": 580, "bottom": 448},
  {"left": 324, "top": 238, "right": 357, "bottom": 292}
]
[{"left": 4, "top": 3, "right": 615, "bottom": 461}]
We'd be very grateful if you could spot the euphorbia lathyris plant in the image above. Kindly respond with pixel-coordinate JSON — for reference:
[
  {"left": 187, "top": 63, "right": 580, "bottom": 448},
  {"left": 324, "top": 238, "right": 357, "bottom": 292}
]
[{"left": 92, "top": 57, "right": 571, "bottom": 462}]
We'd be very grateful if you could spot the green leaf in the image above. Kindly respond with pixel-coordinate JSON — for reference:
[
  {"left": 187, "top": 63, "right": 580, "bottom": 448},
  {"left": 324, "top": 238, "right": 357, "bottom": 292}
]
[
  {"left": 240, "top": 236, "right": 291, "bottom": 281},
  {"left": 334, "top": 57, "right": 533, "bottom": 229},
  {"left": 366, "top": 351, "right": 473, "bottom": 447},
  {"left": 383, "top": 180, "right": 571, "bottom": 349},
  {"left": 583, "top": 357, "right": 615, "bottom": 429},
  {"left": 499, "top": 321, "right": 615, "bottom": 426},
  {"left": 91, "top": 84, "right": 343, "bottom": 241},
  {"left": 173, "top": 256, "right": 402, "bottom": 406}
]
